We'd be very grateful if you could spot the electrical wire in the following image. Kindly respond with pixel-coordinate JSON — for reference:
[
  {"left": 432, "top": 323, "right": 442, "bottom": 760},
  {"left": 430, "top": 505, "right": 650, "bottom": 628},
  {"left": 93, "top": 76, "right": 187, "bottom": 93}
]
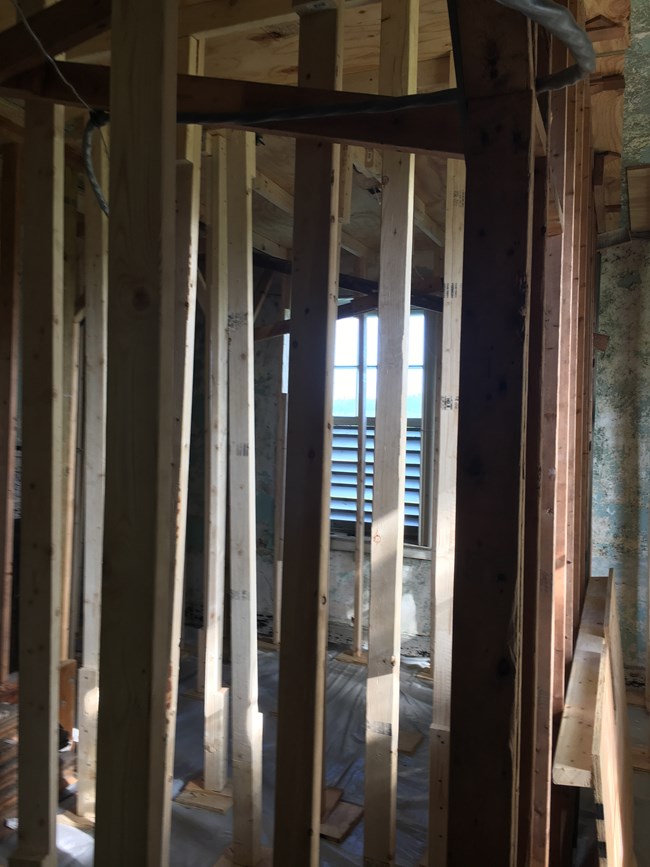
[
  {"left": 10, "top": 0, "right": 110, "bottom": 158},
  {"left": 12, "top": 0, "right": 594, "bottom": 218},
  {"left": 496, "top": 0, "right": 596, "bottom": 91},
  {"left": 177, "top": 86, "right": 460, "bottom": 128},
  {"left": 83, "top": 111, "right": 110, "bottom": 217}
]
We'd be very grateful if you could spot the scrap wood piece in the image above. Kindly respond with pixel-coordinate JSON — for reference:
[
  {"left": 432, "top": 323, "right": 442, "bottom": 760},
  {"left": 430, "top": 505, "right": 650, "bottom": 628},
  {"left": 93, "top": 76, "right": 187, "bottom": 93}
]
[
  {"left": 594, "top": 332, "right": 609, "bottom": 352},
  {"left": 398, "top": 729, "right": 424, "bottom": 756},
  {"left": 320, "top": 800, "right": 364, "bottom": 843},
  {"left": 214, "top": 845, "right": 273, "bottom": 867},
  {"left": 627, "top": 165, "right": 650, "bottom": 234},
  {"left": 335, "top": 649, "right": 368, "bottom": 666},
  {"left": 552, "top": 574, "right": 636, "bottom": 866},
  {"left": 175, "top": 778, "right": 233, "bottom": 814},
  {"left": 553, "top": 576, "right": 608, "bottom": 788}
]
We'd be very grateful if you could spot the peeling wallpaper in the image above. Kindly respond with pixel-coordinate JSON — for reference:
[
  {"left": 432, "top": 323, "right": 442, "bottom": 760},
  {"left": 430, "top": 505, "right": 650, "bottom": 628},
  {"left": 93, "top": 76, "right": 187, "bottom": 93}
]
[{"left": 592, "top": 0, "right": 650, "bottom": 670}]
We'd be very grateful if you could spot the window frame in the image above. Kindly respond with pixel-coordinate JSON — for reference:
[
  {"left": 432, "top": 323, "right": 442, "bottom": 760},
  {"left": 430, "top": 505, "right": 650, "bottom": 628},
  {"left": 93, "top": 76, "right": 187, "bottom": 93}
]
[{"left": 330, "top": 307, "right": 440, "bottom": 549}]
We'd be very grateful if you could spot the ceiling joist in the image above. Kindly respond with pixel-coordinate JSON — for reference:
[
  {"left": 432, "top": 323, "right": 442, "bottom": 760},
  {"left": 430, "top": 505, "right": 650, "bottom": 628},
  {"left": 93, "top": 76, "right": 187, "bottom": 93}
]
[{"left": 2, "top": 62, "right": 464, "bottom": 157}]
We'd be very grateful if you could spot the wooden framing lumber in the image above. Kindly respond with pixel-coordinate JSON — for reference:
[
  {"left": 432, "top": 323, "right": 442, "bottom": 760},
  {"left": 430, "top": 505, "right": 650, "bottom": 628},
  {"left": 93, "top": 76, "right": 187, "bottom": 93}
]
[
  {"left": 530, "top": 228, "right": 563, "bottom": 867},
  {"left": 0, "top": 0, "right": 111, "bottom": 84},
  {"left": 364, "top": 1, "right": 419, "bottom": 858},
  {"left": 553, "top": 70, "right": 579, "bottom": 721},
  {"left": 77, "top": 132, "right": 108, "bottom": 820},
  {"left": 162, "top": 31, "right": 205, "bottom": 806},
  {"left": 253, "top": 171, "right": 367, "bottom": 260},
  {"left": 552, "top": 576, "right": 607, "bottom": 788},
  {"left": 553, "top": 574, "right": 636, "bottom": 864},
  {"left": 352, "top": 319, "right": 367, "bottom": 659},
  {"left": 447, "top": 2, "right": 535, "bottom": 863},
  {"left": 8, "top": 99, "right": 64, "bottom": 867},
  {"left": 93, "top": 0, "right": 178, "bottom": 862},
  {"left": 0, "top": 144, "right": 20, "bottom": 685},
  {"left": 272, "top": 389, "right": 288, "bottom": 648},
  {"left": 518, "top": 153, "right": 550, "bottom": 867},
  {"left": 226, "top": 130, "right": 263, "bottom": 867},
  {"left": 60, "top": 165, "right": 80, "bottom": 662},
  {"left": 363, "top": 0, "right": 420, "bottom": 867},
  {"left": 427, "top": 157, "right": 465, "bottom": 867},
  {"left": 202, "top": 132, "right": 229, "bottom": 794},
  {"left": 2, "top": 62, "right": 464, "bottom": 160},
  {"left": 273, "top": 5, "right": 342, "bottom": 865}
]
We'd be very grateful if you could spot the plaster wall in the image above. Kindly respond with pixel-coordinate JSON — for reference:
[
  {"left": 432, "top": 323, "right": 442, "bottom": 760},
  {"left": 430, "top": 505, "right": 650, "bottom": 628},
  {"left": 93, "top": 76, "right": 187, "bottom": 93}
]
[{"left": 591, "top": 0, "right": 650, "bottom": 670}]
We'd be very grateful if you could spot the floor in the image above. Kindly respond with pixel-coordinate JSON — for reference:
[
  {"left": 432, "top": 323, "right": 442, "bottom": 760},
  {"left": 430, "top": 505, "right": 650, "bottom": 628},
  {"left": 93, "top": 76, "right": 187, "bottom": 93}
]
[
  {"left": 0, "top": 648, "right": 434, "bottom": 866},
  {"left": 0, "top": 651, "right": 647, "bottom": 866}
]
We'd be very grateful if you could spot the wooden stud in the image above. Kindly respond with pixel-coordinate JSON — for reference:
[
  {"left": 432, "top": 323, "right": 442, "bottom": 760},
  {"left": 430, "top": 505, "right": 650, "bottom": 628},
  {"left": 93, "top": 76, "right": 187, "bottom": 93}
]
[
  {"left": 273, "top": 5, "right": 342, "bottom": 866},
  {"left": 447, "top": 3, "right": 535, "bottom": 863},
  {"left": 77, "top": 111, "right": 108, "bottom": 824},
  {"left": 272, "top": 390, "right": 288, "bottom": 648},
  {"left": 352, "top": 319, "right": 366, "bottom": 659},
  {"left": 203, "top": 132, "right": 230, "bottom": 794},
  {"left": 364, "top": 3, "right": 418, "bottom": 863},
  {"left": 226, "top": 130, "right": 263, "bottom": 867},
  {"left": 60, "top": 164, "right": 80, "bottom": 662},
  {"left": 530, "top": 182, "right": 565, "bottom": 867},
  {"left": 162, "top": 31, "right": 205, "bottom": 802},
  {"left": 518, "top": 154, "right": 550, "bottom": 867},
  {"left": 427, "top": 157, "right": 465, "bottom": 867},
  {"left": 93, "top": 0, "right": 178, "bottom": 862},
  {"left": 553, "top": 74, "right": 579, "bottom": 721},
  {"left": 8, "top": 98, "right": 64, "bottom": 867},
  {"left": 0, "top": 144, "right": 20, "bottom": 685},
  {"left": 77, "top": 133, "right": 107, "bottom": 818}
]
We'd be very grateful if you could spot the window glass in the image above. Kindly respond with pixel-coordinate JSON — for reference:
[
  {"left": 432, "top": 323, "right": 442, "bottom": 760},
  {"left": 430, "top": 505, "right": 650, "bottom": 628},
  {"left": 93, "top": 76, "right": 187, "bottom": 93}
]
[
  {"left": 406, "top": 367, "right": 424, "bottom": 419},
  {"left": 365, "top": 315, "right": 379, "bottom": 367},
  {"left": 365, "top": 367, "right": 377, "bottom": 418},
  {"left": 408, "top": 313, "right": 425, "bottom": 366},
  {"left": 333, "top": 367, "right": 358, "bottom": 417},
  {"left": 334, "top": 317, "right": 359, "bottom": 367}
]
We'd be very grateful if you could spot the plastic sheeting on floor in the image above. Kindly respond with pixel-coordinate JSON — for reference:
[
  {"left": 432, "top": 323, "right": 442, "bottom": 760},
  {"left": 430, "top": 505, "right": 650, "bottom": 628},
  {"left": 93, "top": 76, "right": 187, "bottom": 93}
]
[{"left": 0, "top": 648, "right": 434, "bottom": 866}]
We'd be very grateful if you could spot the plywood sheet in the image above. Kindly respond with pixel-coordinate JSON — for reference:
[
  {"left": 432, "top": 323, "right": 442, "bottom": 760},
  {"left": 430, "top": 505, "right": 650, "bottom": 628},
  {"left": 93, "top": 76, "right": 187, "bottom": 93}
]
[{"left": 627, "top": 165, "right": 650, "bottom": 234}]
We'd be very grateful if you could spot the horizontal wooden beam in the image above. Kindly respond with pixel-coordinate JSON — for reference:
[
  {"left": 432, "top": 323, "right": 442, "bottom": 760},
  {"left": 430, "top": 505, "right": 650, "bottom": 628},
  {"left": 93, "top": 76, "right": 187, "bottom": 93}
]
[
  {"left": 253, "top": 171, "right": 369, "bottom": 258},
  {"left": 0, "top": 0, "right": 111, "bottom": 84},
  {"left": 255, "top": 295, "right": 378, "bottom": 341},
  {"left": 3, "top": 62, "right": 463, "bottom": 158},
  {"left": 251, "top": 247, "right": 442, "bottom": 303}
]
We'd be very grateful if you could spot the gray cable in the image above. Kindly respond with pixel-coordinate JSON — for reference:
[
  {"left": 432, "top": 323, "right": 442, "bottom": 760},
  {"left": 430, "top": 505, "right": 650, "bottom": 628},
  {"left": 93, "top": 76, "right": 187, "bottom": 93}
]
[
  {"left": 496, "top": 0, "right": 596, "bottom": 91},
  {"left": 83, "top": 113, "right": 110, "bottom": 217}
]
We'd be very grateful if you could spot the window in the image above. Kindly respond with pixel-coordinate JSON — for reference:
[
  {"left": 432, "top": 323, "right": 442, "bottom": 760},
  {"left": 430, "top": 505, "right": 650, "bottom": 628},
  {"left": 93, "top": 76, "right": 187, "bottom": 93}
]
[{"left": 330, "top": 309, "right": 435, "bottom": 546}]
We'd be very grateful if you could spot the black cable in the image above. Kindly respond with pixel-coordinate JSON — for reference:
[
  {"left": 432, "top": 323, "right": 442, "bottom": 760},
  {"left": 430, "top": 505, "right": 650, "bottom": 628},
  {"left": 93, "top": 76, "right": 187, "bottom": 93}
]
[{"left": 176, "top": 86, "right": 460, "bottom": 127}]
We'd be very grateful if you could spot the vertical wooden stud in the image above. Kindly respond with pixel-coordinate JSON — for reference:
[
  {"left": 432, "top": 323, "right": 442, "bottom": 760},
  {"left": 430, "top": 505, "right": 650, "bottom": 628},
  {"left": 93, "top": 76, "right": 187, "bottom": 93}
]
[
  {"left": 9, "top": 100, "right": 64, "bottom": 867},
  {"left": 0, "top": 144, "right": 20, "bottom": 685},
  {"left": 353, "top": 319, "right": 366, "bottom": 658},
  {"left": 93, "top": 0, "right": 178, "bottom": 861},
  {"left": 274, "top": 4, "right": 342, "bottom": 865},
  {"left": 226, "top": 130, "right": 263, "bottom": 867},
  {"left": 427, "top": 157, "right": 465, "bottom": 867},
  {"left": 77, "top": 132, "right": 108, "bottom": 821},
  {"left": 60, "top": 164, "right": 80, "bottom": 663},
  {"left": 364, "top": 3, "right": 419, "bottom": 862},
  {"left": 203, "top": 131, "right": 229, "bottom": 795},
  {"left": 448, "top": 4, "right": 535, "bottom": 863}
]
